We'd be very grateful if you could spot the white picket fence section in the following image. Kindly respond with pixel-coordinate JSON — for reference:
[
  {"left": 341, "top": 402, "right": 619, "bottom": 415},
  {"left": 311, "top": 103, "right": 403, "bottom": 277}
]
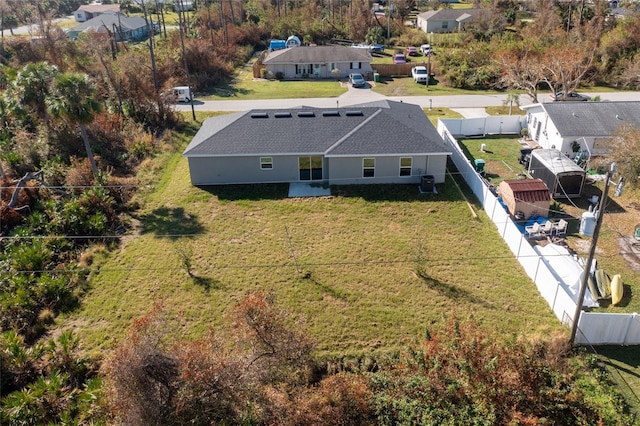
[{"left": 438, "top": 119, "right": 640, "bottom": 346}]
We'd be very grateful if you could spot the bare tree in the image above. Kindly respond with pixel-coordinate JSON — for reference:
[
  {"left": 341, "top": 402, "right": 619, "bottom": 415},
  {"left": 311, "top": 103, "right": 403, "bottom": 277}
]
[
  {"left": 494, "top": 45, "right": 545, "bottom": 103},
  {"left": 540, "top": 43, "right": 594, "bottom": 96}
]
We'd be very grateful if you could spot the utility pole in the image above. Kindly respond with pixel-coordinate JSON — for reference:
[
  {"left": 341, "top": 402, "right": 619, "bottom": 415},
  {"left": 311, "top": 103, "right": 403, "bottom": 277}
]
[
  {"left": 177, "top": 0, "right": 196, "bottom": 121},
  {"left": 387, "top": 1, "right": 392, "bottom": 43},
  {"left": 569, "top": 169, "right": 612, "bottom": 345}
]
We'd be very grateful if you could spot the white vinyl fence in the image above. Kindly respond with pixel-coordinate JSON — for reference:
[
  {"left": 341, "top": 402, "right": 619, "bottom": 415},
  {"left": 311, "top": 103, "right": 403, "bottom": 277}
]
[{"left": 438, "top": 119, "right": 640, "bottom": 346}]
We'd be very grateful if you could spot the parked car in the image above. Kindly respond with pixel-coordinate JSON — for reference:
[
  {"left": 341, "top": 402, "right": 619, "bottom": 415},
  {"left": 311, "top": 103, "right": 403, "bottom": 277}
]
[
  {"left": 420, "top": 44, "right": 434, "bottom": 55},
  {"left": 348, "top": 73, "right": 366, "bottom": 88},
  {"left": 411, "top": 66, "right": 429, "bottom": 84},
  {"left": 550, "top": 91, "right": 590, "bottom": 101},
  {"left": 392, "top": 53, "right": 407, "bottom": 64},
  {"left": 370, "top": 43, "right": 385, "bottom": 53},
  {"left": 405, "top": 46, "right": 418, "bottom": 56}
]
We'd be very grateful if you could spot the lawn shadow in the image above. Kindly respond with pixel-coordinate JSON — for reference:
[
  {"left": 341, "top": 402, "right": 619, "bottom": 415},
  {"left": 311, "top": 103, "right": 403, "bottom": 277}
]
[
  {"left": 139, "top": 207, "right": 205, "bottom": 239},
  {"left": 595, "top": 345, "right": 640, "bottom": 374},
  {"left": 332, "top": 183, "right": 443, "bottom": 202},
  {"left": 300, "top": 272, "right": 352, "bottom": 302},
  {"left": 191, "top": 275, "right": 224, "bottom": 293},
  {"left": 199, "top": 183, "right": 290, "bottom": 201},
  {"left": 204, "top": 80, "right": 251, "bottom": 98},
  {"left": 416, "top": 272, "right": 494, "bottom": 309}
]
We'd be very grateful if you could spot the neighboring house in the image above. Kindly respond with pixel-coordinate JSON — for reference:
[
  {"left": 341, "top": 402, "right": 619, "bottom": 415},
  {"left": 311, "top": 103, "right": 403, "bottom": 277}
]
[
  {"left": 73, "top": 4, "right": 120, "bottom": 22},
  {"left": 263, "top": 45, "right": 373, "bottom": 79},
  {"left": 521, "top": 101, "right": 640, "bottom": 157},
  {"left": 67, "top": 13, "right": 151, "bottom": 42},
  {"left": 416, "top": 8, "right": 488, "bottom": 33},
  {"left": 183, "top": 100, "right": 451, "bottom": 186}
]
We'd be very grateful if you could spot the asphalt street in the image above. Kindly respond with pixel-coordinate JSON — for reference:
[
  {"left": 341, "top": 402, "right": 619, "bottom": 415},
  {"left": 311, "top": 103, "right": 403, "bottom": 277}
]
[{"left": 173, "top": 87, "right": 639, "bottom": 116}]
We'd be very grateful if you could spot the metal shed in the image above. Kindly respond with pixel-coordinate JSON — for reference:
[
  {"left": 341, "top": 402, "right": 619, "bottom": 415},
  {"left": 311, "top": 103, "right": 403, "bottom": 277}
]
[
  {"left": 498, "top": 179, "right": 551, "bottom": 219},
  {"left": 528, "top": 149, "right": 585, "bottom": 198}
]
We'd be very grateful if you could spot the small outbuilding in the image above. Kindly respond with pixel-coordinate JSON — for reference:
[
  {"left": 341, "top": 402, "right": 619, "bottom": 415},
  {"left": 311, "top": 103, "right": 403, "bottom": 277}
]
[{"left": 498, "top": 178, "right": 551, "bottom": 220}]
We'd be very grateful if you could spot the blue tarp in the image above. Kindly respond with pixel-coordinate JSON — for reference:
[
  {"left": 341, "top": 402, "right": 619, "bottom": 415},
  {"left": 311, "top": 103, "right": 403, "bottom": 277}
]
[{"left": 497, "top": 197, "right": 549, "bottom": 234}]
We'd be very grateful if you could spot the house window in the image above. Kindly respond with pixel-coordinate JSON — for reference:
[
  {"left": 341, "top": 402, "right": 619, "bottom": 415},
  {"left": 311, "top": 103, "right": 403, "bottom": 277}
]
[
  {"left": 399, "top": 157, "right": 412, "bottom": 176},
  {"left": 442, "top": 21, "right": 448, "bottom": 30},
  {"left": 351, "top": 62, "right": 361, "bottom": 69},
  {"left": 363, "top": 158, "right": 375, "bottom": 178},
  {"left": 260, "top": 157, "right": 273, "bottom": 170}
]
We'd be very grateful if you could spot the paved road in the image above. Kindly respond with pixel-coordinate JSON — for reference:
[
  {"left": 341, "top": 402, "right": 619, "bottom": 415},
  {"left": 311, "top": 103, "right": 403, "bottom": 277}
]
[{"left": 174, "top": 87, "right": 640, "bottom": 115}]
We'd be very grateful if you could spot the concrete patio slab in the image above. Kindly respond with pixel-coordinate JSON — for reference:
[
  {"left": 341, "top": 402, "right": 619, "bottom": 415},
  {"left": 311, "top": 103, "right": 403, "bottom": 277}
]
[{"left": 288, "top": 182, "right": 332, "bottom": 197}]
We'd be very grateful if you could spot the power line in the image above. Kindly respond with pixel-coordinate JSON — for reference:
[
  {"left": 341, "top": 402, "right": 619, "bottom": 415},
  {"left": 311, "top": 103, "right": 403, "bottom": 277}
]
[{"left": 0, "top": 251, "right": 623, "bottom": 276}]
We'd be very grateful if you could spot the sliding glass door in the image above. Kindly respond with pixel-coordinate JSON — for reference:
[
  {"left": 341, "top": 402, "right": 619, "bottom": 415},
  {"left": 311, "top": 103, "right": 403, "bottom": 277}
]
[{"left": 299, "top": 156, "right": 323, "bottom": 181}]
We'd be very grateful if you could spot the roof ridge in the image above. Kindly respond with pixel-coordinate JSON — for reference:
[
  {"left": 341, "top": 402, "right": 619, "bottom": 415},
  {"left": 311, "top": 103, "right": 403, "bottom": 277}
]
[{"left": 324, "top": 108, "right": 382, "bottom": 154}]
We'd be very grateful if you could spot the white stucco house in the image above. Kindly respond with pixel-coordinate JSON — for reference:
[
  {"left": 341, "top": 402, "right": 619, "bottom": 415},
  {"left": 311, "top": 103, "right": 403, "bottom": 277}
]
[
  {"left": 183, "top": 100, "right": 451, "bottom": 186},
  {"left": 67, "top": 13, "right": 151, "bottom": 42},
  {"left": 262, "top": 45, "right": 373, "bottom": 79},
  {"left": 73, "top": 4, "right": 120, "bottom": 22},
  {"left": 416, "top": 9, "right": 488, "bottom": 33},
  {"left": 521, "top": 101, "right": 640, "bottom": 158}
]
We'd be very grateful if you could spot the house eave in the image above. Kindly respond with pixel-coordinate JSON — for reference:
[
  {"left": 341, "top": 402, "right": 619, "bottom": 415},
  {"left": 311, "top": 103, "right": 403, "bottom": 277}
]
[{"left": 325, "top": 151, "right": 452, "bottom": 158}]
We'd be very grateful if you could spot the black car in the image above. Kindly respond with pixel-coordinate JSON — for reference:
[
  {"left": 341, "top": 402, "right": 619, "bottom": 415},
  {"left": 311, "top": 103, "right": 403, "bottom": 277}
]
[{"left": 550, "top": 91, "right": 590, "bottom": 101}]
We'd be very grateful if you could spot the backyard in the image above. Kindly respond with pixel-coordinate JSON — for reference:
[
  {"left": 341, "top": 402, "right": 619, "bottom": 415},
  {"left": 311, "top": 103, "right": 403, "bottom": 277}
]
[
  {"left": 458, "top": 136, "right": 640, "bottom": 313},
  {"left": 59, "top": 134, "right": 564, "bottom": 359}
]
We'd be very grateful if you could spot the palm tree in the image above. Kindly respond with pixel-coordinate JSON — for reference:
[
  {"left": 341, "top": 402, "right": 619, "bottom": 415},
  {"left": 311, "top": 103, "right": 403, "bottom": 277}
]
[
  {"left": 46, "top": 73, "right": 102, "bottom": 176},
  {"left": 503, "top": 92, "right": 520, "bottom": 115},
  {"left": 9, "top": 62, "right": 59, "bottom": 127}
]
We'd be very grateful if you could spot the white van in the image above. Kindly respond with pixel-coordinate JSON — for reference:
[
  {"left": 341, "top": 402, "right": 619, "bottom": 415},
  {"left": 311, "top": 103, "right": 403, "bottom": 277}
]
[{"left": 173, "top": 86, "right": 193, "bottom": 102}]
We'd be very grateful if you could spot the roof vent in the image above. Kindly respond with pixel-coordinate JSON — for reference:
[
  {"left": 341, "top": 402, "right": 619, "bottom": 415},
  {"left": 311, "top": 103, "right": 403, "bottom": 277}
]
[
  {"left": 274, "top": 112, "right": 292, "bottom": 118},
  {"left": 297, "top": 111, "right": 315, "bottom": 117},
  {"left": 345, "top": 110, "right": 364, "bottom": 116},
  {"left": 322, "top": 110, "right": 340, "bottom": 117},
  {"left": 616, "top": 114, "right": 622, "bottom": 120},
  {"left": 251, "top": 112, "right": 269, "bottom": 118},
  {"left": 572, "top": 112, "right": 577, "bottom": 118}
]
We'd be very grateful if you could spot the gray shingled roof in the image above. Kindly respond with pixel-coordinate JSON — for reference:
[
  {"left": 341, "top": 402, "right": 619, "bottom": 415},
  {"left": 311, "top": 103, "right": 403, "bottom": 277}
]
[
  {"left": 76, "top": 4, "right": 120, "bottom": 14},
  {"left": 71, "top": 13, "right": 147, "bottom": 32},
  {"left": 263, "top": 46, "right": 372, "bottom": 64},
  {"left": 183, "top": 100, "right": 450, "bottom": 158},
  {"left": 417, "top": 8, "right": 487, "bottom": 21},
  {"left": 542, "top": 102, "right": 640, "bottom": 137}
]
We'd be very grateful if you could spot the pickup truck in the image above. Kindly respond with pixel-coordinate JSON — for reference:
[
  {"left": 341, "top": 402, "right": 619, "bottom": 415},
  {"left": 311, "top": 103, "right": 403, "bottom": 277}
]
[{"left": 411, "top": 66, "right": 429, "bottom": 84}]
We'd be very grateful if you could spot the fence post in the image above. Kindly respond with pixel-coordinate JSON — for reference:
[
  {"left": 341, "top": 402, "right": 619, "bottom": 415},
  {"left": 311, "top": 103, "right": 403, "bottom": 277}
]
[
  {"left": 491, "top": 195, "right": 498, "bottom": 221},
  {"left": 622, "top": 313, "right": 638, "bottom": 346},
  {"left": 552, "top": 281, "right": 561, "bottom": 314},
  {"left": 533, "top": 256, "right": 541, "bottom": 282},
  {"left": 502, "top": 215, "right": 509, "bottom": 239}
]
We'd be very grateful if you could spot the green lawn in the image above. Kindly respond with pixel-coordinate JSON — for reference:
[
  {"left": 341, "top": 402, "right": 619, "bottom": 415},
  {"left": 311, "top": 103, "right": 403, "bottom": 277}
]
[
  {"left": 458, "top": 136, "right": 526, "bottom": 186},
  {"left": 59, "top": 137, "right": 563, "bottom": 358}
]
